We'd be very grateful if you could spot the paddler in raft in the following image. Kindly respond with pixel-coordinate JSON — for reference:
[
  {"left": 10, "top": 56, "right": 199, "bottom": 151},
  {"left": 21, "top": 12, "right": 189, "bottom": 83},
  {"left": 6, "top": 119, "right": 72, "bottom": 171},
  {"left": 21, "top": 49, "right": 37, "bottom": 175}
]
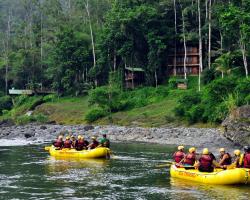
[
  {"left": 53, "top": 135, "right": 64, "bottom": 149},
  {"left": 227, "top": 149, "right": 244, "bottom": 169},
  {"left": 75, "top": 135, "right": 89, "bottom": 151},
  {"left": 218, "top": 148, "right": 232, "bottom": 168},
  {"left": 173, "top": 146, "right": 185, "bottom": 165},
  {"left": 71, "top": 135, "right": 77, "bottom": 148},
  {"left": 195, "top": 148, "right": 222, "bottom": 172},
  {"left": 98, "top": 133, "right": 110, "bottom": 148},
  {"left": 182, "top": 147, "right": 197, "bottom": 166},
  {"left": 87, "top": 137, "right": 99, "bottom": 150},
  {"left": 63, "top": 136, "right": 73, "bottom": 148},
  {"left": 243, "top": 146, "right": 250, "bottom": 168}
]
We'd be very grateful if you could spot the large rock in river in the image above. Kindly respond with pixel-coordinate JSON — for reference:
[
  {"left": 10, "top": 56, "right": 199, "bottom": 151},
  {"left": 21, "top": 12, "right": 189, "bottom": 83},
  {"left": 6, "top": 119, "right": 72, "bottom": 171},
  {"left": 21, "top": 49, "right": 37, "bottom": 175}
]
[{"left": 222, "top": 105, "right": 250, "bottom": 146}]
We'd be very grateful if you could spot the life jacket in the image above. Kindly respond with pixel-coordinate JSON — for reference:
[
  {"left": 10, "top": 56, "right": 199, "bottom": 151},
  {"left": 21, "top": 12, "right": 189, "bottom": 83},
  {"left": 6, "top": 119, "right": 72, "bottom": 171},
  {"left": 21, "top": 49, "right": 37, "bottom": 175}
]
[
  {"left": 76, "top": 140, "right": 86, "bottom": 150},
  {"left": 220, "top": 153, "right": 232, "bottom": 165},
  {"left": 54, "top": 139, "right": 63, "bottom": 148},
  {"left": 89, "top": 141, "right": 99, "bottom": 149},
  {"left": 199, "top": 155, "right": 213, "bottom": 170},
  {"left": 183, "top": 153, "right": 196, "bottom": 165},
  {"left": 173, "top": 151, "right": 185, "bottom": 163},
  {"left": 243, "top": 153, "right": 250, "bottom": 168},
  {"left": 64, "top": 140, "right": 72, "bottom": 148}
]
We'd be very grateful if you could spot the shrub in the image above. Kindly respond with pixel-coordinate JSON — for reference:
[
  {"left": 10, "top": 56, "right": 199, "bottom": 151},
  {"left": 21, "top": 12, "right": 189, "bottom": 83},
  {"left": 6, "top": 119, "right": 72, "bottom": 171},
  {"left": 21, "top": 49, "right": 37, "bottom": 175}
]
[
  {"left": 15, "top": 114, "right": 48, "bottom": 125},
  {"left": 43, "top": 94, "right": 58, "bottom": 102},
  {"left": 245, "top": 94, "right": 250, "bottom": 104},
  {"left": 11, "top": 96, "right": 44, "bottom": 117},
  {"left": 202, "top": 67, "right": 217, "bottom": 84},
  {"left": 15, "top": 115, "right": 35, "bottom": 125},
  {"left": 174, "top": 90, "right": 203, "bottom": 123},
  {"left": 168, "top": 77, "right": 178, "bottom": 89},
  {"left": 235, "top": 78, "right": 250, "bottom": 105},
  {"left": 85, "top": 108, "right": 107, "bottom": 122},
  {"left": 209, "top": 102, "right": 229, "bottom": 123},
  {"left": 14, "top": 95, "right": 29, "bottom": 107},
  {"left": 0, "top": 96, "right": 13, "bottom": 114},
  {"left": 204, "top": 77, "right": 237, "bottom": 103},
  {"left": 156, "top": 86, "right": 169, "bottom": 97},
  {"left": 34, "top": 114, "right": 49, "bottom": 123},
  {"left": 186, "top": 105, "right": 204, "bottom": 124}
]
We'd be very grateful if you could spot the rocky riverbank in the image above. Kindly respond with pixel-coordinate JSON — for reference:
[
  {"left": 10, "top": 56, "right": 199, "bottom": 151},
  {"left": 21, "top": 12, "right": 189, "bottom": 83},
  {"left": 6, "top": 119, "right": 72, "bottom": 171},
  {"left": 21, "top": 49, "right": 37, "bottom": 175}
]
[
  {"left": 0, "top": 124, "right": 236, "bottom": 151},
  {"left": 222, "top": 105, "right": 250, "bottom": 147}
]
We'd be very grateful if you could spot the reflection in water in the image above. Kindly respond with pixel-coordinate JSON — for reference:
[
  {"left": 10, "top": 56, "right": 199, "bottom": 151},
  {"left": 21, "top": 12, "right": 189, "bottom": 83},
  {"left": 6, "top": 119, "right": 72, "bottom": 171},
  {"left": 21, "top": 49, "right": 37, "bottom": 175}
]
[
  {"left": 45, "top": 157, "right": 109, "bottom": 173},
  {"left": 170, "top": 178, "right": 250, "bottom": 200}
]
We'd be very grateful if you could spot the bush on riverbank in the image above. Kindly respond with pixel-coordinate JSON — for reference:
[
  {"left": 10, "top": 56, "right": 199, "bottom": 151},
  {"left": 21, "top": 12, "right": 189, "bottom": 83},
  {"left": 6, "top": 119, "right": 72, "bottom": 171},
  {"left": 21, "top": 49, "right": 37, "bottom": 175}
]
[
  {"left": 85, "top": 86, "right": 169, "bottom": 123},
  {"left": 15, "top": 114, "right": 48, "bottom": 125},
  {"left": 0, "top": 96, "right": 13, "bottom": 115},
  {"left": 175, "top": 77, "right": 250, "bottom": 124},
  {"left": 0, "top": 95, "right": 56, "bottom": 125}
]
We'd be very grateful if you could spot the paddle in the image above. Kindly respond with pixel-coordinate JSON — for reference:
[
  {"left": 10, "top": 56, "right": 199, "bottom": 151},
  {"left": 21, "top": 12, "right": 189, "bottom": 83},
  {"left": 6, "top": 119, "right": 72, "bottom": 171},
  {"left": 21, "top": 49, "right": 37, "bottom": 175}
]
[
  {"left": 155, "top": 162, "right": 196, "bottom": 169},
  {"left": 162, "top": 160, "right": 173, "bottom": 164},
  {"left": 183, "top": 166, "right": 195, "bottom": 170},
  {"left": 155, "top": 163, "right": 172, "bottom": 169},
  {"left": 44, "top": 146, "right": 51, "bottom": 151}
]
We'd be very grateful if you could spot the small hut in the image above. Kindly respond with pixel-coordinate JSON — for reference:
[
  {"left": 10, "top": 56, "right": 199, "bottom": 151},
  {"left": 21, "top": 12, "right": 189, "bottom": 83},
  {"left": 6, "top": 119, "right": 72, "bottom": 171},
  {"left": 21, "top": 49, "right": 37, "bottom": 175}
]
[{"left": 125, "top": 67, "right": 145, "bottom": 89}]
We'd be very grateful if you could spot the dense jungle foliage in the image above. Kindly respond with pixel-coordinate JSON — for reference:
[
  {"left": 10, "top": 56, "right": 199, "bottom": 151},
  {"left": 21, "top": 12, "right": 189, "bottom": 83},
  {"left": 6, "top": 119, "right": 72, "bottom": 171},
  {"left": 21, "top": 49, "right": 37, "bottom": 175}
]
[{"left": 0, "top": 0, "right": 249, "bottom": 125}]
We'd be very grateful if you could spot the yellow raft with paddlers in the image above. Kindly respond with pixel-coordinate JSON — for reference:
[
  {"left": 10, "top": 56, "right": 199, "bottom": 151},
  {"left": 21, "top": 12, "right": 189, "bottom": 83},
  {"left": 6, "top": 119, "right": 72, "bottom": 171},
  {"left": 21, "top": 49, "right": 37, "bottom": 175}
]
[
  {"left": 170, "top": 164, "right": 250, "bottom": 185},
  {"left": 45, "top": 145, "right": 111, "bottom": 159}
]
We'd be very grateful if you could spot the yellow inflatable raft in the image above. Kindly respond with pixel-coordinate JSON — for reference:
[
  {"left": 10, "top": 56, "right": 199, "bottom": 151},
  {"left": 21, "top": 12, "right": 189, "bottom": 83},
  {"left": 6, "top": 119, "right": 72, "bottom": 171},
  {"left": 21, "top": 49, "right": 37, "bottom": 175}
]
[
  {"left": 170, "top": 165, "right": 250, "bottom": 185},
  {"left": 45, "top": 146, "right": 111, "bottom": 159}
]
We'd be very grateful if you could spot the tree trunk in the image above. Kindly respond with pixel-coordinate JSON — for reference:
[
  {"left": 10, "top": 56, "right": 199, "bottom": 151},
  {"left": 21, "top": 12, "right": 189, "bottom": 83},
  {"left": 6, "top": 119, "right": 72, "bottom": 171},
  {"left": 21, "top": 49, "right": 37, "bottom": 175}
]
[
  {"left": 113, "top": 51, "right": 116, "bottom": 71},
  {"left": 40, "top": 8, "right": 43, "bottom": 71},
  {"left": 239, "top": 38, "right": 249, "bottom": 78},
  {"left": 220, "top": 30, "right": 223, "bottom": 50},
  {"left": 5, "top": 9, "right": 11, "bottom": 95},
  {"left": 181, "top": 7, "right": 187, "bottom": 80},
  {"left": 205, "top": 0, "right": 208, "bottom": 20},
  {"left": 208, "top": 0, "right": 212, "bottom": 69},
  {"left": 198, "top": 0, "right": 203, "bottom": 73},
  {"left": 174, "top": 0, "right": 177, "bottom": 76},
  {"left": 198, "top": 0, "right": 202, "bottom": 91},
  {"left": 84, "top": 0, "right": 97, "bottom": 86},
  {"left": 132, "top": 70, "right": 134, "bottom": 89},
  {"left": 155, "top": 70, "right": 158, "bottom": 88}
]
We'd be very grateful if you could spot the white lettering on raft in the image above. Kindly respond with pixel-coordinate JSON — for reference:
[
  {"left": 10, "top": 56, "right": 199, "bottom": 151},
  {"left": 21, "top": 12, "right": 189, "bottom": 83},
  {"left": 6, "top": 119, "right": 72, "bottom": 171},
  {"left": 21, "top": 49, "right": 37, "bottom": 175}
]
[{"left": 178, "top": 171, "right": 197, "bottom": 178}]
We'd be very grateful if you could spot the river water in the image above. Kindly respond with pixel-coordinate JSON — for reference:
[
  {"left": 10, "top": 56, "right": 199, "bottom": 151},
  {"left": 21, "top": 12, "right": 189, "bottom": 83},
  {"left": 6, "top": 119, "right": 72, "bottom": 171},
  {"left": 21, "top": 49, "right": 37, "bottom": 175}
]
[{"left": 0, "top": 142, "right": 249, "bottom": 200}]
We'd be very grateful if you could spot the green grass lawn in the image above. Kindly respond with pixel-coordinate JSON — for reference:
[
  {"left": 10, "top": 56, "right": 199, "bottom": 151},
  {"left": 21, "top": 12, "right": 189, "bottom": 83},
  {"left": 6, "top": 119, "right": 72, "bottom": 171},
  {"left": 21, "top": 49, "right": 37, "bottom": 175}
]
[
  {"left": 34, "top": 94, "right": 183, "bottom": 127},
  {"left": 34, "top": 96, "right": 90, "bottom": 124},
  {"left": 96, "top": 97, "right": 180, "bottom": 127},
  {"left": 2, "top": 76, "right": 215, "bottom": 127}
]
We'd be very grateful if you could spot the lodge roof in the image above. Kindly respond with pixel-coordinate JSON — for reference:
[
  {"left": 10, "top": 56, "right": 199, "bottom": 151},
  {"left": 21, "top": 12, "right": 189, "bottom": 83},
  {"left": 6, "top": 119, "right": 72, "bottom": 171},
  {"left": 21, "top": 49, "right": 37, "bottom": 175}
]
[{"left": 125, "top": 67, "right": 145, "bottom": 72}]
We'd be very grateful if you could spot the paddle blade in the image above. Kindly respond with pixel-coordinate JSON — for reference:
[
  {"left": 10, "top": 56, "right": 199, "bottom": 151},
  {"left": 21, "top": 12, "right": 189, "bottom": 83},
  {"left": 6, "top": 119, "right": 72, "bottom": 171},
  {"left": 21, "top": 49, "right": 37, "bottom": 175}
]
[
  {"left": 44, "top": 146, "right": 51, "bottom": 151},
  {"left": 163, "top": 160, "right": 174, "bottom": 164},
  {"left": 155, "top": 163, "right": 171, "bottom": 169}
]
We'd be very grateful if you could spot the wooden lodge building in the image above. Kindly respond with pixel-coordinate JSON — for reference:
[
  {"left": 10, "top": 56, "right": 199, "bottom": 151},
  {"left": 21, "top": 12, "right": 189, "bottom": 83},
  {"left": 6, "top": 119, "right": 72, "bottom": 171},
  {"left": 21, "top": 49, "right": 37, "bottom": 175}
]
[
  {"left": 124, "top": 44, "right": 200, "bottom": 89},
  {"left": 167, "top": 45, "right": 200, "bottom": 76}
]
